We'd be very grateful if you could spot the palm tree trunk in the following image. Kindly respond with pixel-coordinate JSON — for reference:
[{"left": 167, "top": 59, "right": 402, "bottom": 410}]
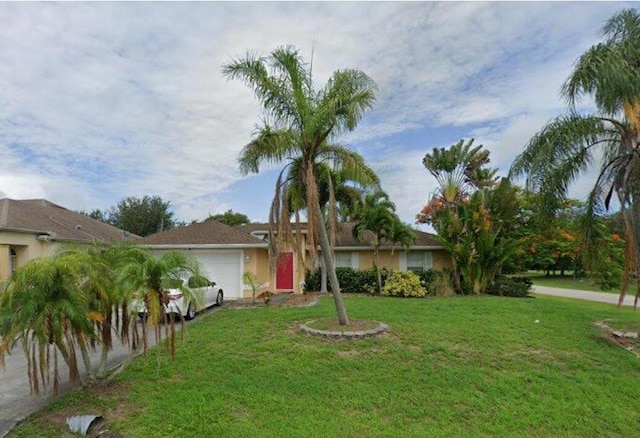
[
  {"left": 78, "top": 339, "right": 94, "bottom": 383},
  {"left": 320, "top": 258, "right": 328, "bottom": 293},
  {"left": 374, "top": 246, "right": 382, "bottom": 295},
  {"left": 313, "top": 199, "right": 349, "bottom": 325}
]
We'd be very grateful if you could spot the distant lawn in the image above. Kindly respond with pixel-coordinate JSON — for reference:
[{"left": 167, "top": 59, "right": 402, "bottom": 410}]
[
  {"left": 526, "top": 271, "right": 636, "bottom": 295},
  {"left": 9, "top": 295, "right": 640, "bottom": 438}
]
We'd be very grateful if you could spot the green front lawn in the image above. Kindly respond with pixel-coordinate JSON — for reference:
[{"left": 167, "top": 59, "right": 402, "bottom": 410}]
[{"left": 9, "top": 295, "right": 640, "bottom": 437}]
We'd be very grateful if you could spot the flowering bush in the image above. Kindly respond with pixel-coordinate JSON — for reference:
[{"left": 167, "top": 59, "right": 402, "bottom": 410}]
[{"left": 382, "top": 271, "right": 426, "bottom": 298}]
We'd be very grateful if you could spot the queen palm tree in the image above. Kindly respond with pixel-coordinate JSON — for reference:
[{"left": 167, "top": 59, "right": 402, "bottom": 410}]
[
  {"left": 510, "top": 8, "right": 640, "bottom": 307},
  {"left": 223, "top": 46, "right": 377, "bottom": 325},
  {"left": 284, "top": 153, "right": 380, "bottom": 292}
]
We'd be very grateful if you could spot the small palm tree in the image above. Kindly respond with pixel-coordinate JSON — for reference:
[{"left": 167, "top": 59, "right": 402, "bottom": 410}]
[
  {"left": 0, "top": 257, "right": 96, "bottom": 394},
  {"left": 510, "top": 8, "right": 640, "bottom": 307},
  {"left": 353, "top": 190, "right": 416, "bottom": 294},
  {"left": 117, "top": 247, "right": 202, "bottom": 357},
  {"left": 223, "top": 46, "right": 377, "bottom": 325}
]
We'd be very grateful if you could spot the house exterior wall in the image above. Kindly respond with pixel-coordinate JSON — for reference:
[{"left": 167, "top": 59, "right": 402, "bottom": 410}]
[
  {"left": 0, "top": 232, "right": 62, "bottom": 281},
  {"left": 338, "top": 249, "right": 452, "bottom": 272},
  {"left": 432, "top": 250, "right": 452, "bottom": 271},
  {"left": 241, "top": 248, "right": 271, "bottom": 299},
  {"left": 355, "top": 250, "right": 401, "bottom": 270}
]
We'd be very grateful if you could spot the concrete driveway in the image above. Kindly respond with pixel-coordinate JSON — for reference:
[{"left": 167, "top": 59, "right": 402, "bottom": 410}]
[
  {"left": 0, "top": 306, "right": 220, "bottom": 438},
  {"left": 533, "top": 285, "right": 639, "bottom": 307}
]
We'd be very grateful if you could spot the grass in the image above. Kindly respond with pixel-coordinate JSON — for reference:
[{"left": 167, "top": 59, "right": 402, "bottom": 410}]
[
  {"left": 8, "top": 295, "right": 640, "bottom": 438},
  {"left": 526, "top": 271, "right": 637, "bottom": 295}
]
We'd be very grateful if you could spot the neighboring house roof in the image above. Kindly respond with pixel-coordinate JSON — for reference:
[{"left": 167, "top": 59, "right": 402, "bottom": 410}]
[
  {"left": 0, "top": 198, "right": 137, "bottom": 243},
  {"left": 237, "top": 222, "right": 442, "bottom": 249},
  {"left": 139, "top": 219, "right": 267, "bottom": 247}
]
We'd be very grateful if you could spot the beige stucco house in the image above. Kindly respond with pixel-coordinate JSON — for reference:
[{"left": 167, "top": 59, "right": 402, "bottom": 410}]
[
  {"left": 140, "top": 220, "right": 452, "bottom": 299},
  {"left": 0, "top": 198, "right": 137, "bottom": 282}
]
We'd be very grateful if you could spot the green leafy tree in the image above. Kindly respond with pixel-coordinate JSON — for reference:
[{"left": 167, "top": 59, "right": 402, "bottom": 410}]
[
  {"left": 207, "top": 210, "right": 251, "bottom": 226},
  {"left": 419, "top": 140, "right": 518, "bottom": 294},
  {"left": 353, "top": 190, "right": 415, "bottom": 294},
  {"left": 107, "top": 195, "right": 176, "bottom": 237},
  {"left": 223, "top": 46, "right": 377, "bottom": 325},
  {"left": 510, "top": 8, "right": 640, "bottom": 307}
]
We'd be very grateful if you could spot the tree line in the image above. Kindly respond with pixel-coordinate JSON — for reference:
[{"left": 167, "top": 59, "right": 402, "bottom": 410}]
[{"left": 79, "top": 196, "right": 252, "bottom": 237}]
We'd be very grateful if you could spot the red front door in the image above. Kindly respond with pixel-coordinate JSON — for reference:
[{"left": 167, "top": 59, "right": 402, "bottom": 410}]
[{"left": 276, "top": 252, "right": 294, "bottom": 290}]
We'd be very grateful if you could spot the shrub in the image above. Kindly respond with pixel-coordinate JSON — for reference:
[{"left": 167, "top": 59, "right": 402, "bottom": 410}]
[
  {"left": 304, "top": 267, "right": 390, "bottom": 294},
  {"left": 486, "top": 276, "right": 532, "bottom": 298},
  {"left": 426, "top": 271, "right": 455, "bottom": 297},
  {"left": 382, "top": 271, "right": 426, "bottom": 298}
]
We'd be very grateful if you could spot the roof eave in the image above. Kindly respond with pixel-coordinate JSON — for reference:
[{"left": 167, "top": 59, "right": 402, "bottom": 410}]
[
  {"left": 333, "top": 245, "right": 443, "bottom": 251},
  {"left": 140, "top": 243, "right": 269, "bottom": 249}
]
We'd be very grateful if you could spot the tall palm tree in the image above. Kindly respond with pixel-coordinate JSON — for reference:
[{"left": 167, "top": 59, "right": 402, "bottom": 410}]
[
  {"left": 223, "top": 46, "right": 377, "bottom": 325},
  {"left": 284, "top": 154, "right": 380, "bottom": 292},
  {"left": 352, "top": 190, "right": 415, "bottom": 294},
  {"left": 510, "top": 8, "right": 640, "bottom": 307}
]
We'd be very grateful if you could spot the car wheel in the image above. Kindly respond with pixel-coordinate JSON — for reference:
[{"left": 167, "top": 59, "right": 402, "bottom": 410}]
[
  {"left": 185, "top": 304, "right": 196, "bottom": 321},
  {"left": 216, "top": 290, "right": 224, "bottom": 306}
]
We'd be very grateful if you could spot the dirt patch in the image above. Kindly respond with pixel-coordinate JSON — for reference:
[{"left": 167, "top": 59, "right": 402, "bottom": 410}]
[
  {"left": 594, "top": 320, "right": 640, "bottom": 358},
  {"left": 227, "top": 292, "right": 325, "bottom": 309},
  {"left": 304, "top": 318, "right": 382, "bottom": 332}
]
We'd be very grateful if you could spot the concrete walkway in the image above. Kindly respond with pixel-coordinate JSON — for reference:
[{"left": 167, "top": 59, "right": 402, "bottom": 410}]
[{"left": 533, "top": 285, "right": 638, "bottom": 308}]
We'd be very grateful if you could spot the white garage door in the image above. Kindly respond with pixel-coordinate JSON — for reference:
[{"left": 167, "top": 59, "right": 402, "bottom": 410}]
[{"left": 189, "top": 250, "right": 243, "bottom": 300}]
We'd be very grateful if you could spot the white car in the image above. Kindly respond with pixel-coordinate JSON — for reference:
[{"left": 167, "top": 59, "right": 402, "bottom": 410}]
[{"left": 136, "top": 278, "right": 224, "bottom": 321}]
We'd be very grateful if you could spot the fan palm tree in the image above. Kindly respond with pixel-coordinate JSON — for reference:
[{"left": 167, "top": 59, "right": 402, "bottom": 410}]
[
  {"left": 510, "top": 8, "right": 640, "bottom": 307},
  {"left": 421, "top": 138, "right": 498, "bottom": 291},
  {"left": 223, "top": 46, "right": 377, "bottom": 325},
  {"left": 352, "top": 190, "right": 416, "bottom": 294}
]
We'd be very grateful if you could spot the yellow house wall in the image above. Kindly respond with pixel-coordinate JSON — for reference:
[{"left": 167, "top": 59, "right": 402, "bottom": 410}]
[
  {"left": 355, "top": 250, "right": 401, "bottom": 270},
  {"left": 241, "top": 248, "right": 272, "bottom": 299},
  {"left": 0, "top": 232, "right": 62, "bottom": 281},
  {"left": 432, "top": 250, "right": 452, "bottom": 270},
  {"left": 349, "top": 249, "right": 452, "bottom": 271}
]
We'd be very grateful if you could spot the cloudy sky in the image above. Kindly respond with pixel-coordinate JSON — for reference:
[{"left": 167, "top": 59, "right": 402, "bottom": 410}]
[{"left": 0, "top": 2, "right": 632, "bottom": 229}]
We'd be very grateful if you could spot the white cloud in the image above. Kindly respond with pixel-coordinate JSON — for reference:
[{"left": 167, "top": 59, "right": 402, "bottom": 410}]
[{"left": 0, "top": 1, "right": 632, "bottom": 224}]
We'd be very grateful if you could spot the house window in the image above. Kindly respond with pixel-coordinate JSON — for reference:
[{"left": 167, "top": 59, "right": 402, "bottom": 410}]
[
  {"left": 9, "top": 248, "right": 16, "bottom": 274},
  {"left": 407, "top": 251, "right": 433, "bottom": 272},
  {"left": 334, "top": 252, "right": 353, "bottom": 268}
]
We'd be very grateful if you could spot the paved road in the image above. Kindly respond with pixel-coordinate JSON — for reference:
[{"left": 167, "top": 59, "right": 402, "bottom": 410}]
[
  {"left": 0, "top": 306, "right": 220, "bottom": 437},
  {"left": 533, "top": 285, "right": 638, "bottom": 307}
]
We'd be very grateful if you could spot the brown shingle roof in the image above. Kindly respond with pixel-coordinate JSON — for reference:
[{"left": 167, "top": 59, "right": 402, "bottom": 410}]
[
  {"left": 140, "top": 219, "right": 267, "bottom": 246},
  {"left": 236, "top": 222, "right": 441, "bottom": 248},
  {"left": 0, "top": 198, "right": 137, "bottom": 242}
]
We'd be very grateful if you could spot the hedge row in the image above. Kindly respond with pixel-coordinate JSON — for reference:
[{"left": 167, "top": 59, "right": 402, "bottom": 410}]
[
  {"left": 304, "top": 267, "right": 440, "bottom": 295},
  {"left": 304, "top": 267, "right": 533, "bottom": 298}
]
